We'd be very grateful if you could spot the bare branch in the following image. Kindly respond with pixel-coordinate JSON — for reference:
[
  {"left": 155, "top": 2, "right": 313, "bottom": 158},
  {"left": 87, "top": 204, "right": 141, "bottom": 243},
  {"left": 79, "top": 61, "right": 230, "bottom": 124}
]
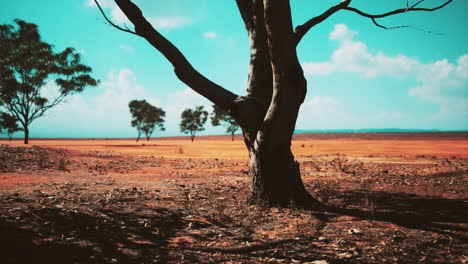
[
  {"left": 410, "top": 0, "right": 427, "bottom": 9},
  {"left": 93, "top": 0, "right": 138, "bottom": 36},
  {"left": 370, "top": 17, "right": 443, "bottom": 35},
  {"left": 235, "top": 0, "right": 273, "bottom": 106},
  {"left": 98, "top": 0, "right": 239, "bottom": 116},
  {"left": 343, "top": 0, "right": 452, "bottom": 33},
  {"left": 29, "top": 94, "right": 67, "bottom": 122},
  {"left": 294, "top": 0, "right": 351, "bottom": 45},
  {"left": 344, "top": 0, "right": 452, "bottom": 19},
  {"left": 3, "top": 103, "right": 25, "bottom": 127}
]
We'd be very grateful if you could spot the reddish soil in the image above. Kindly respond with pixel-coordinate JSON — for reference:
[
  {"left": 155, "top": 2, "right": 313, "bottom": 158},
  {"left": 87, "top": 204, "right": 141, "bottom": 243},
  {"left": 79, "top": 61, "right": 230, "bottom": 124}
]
[{"left": 0, "top": 133, "right": 467, "bottom": 263}]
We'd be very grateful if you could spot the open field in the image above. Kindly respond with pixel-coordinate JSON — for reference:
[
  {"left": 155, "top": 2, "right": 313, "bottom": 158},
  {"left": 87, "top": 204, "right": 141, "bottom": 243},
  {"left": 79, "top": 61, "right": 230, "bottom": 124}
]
[
  {"left": 3, "top": 132, "right": 468, "bottom": 158},
  {"left": 0, "top": 133, "right": 467, "bottom": 263}
]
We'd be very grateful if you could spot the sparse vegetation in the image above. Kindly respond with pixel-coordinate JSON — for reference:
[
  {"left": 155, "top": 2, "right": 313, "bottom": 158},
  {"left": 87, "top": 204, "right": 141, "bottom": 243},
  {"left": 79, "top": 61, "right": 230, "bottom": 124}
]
[
  {"left": 1, "top": 139, "right": 467, "bottom": 263},
  {"left": 176, "top": 146, "right": 184, "bottom": 154},
  {"left": 179, "top": 106, "right": 208, "bottom": 142},
  {"left": 210, "top": 104, "right": 240, "bottom": 141},
  {"left": 331, "top": 154, "right": 364, "bottom": 174},
  {"left": 128, "top": 99, "right": 165, "bottom": 142},
  {"left": 0, "top": 112, "right": 22, "bottom": 141}
]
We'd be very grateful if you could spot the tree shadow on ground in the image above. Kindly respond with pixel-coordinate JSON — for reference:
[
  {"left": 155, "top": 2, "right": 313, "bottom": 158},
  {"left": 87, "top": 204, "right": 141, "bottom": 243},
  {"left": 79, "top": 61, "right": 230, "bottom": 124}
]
[
  {"left": 195, "top": 189, "right": 467, "bottom": 263},
  {"left": 0, "top": 207, "right": 190, "bottom": 264},
  {"left": 188, "top": 238, "right": 355, "bottom": 264},
  {"left": 324, "top": 190, "right": 468, "bottom": 241}
]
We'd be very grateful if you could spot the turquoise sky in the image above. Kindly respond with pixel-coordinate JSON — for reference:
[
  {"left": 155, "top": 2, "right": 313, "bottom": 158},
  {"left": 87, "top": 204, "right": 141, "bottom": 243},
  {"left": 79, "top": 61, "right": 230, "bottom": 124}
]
[{"left": 1, "top": 0, "right": 467, "bottom": 138}]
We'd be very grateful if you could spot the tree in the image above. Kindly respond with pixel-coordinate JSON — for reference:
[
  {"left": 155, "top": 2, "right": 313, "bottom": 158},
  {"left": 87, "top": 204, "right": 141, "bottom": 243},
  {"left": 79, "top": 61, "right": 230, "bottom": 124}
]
[
  {"left": 128, "top": 99, "right": 165, "bottom": 142},
  {"left": 180, "top": 106, "right": 208, "bottom": 142},
  {"left": 0, "top": 112, "right": 23, "bottom": 141},
  {"left": 211, "top": 104, "right": 240, "bottom": 141},
  {"left": 95, "top": 0, "right": 453, "bottom": 206},
  {"left": 0, "top": 20, "right": 98, "bottom": 144}
]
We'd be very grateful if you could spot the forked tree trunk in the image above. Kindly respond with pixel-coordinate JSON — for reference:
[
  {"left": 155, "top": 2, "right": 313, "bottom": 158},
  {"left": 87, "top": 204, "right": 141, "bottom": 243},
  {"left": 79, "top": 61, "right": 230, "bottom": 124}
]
[
  {"left": 146, "top": 131, "right": 152, "bottom": 141},
  {"left": 244, "top": 74, "right": 318, "bottom": 207},
  {"left": 190, "top": 134, "right": 195, "bottom": 142},
  {"left": 243, "top": 0, "right": 320, "bottom": 207},
  {"left": 231, "top": 132, "right": 234, "bottom": 141}
]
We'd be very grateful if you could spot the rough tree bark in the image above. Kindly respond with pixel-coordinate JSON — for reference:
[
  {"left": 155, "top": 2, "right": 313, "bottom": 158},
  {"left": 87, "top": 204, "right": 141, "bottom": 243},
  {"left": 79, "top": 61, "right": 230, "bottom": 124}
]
[
  {"left": 245, "top": 0, "right": 315, "bottom": 206},
  {"left": 97, "top": 0, "right": 453, "bottom": 207},
  {"left": 24, "top": 126, "right": 29, "bottom": 145}
]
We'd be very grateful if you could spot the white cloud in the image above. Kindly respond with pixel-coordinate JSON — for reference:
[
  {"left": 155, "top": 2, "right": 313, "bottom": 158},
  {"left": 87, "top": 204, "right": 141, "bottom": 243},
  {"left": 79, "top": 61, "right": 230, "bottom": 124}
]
[
  {"left": 301, "top": 62, "right": 334, "bottom": 75},
  {"left": 203, "top": 32, "right": 218, "bottom": 39},
  {"left": 95, "top": 69, "right": 147, "bottom": 109},
  {"left": 35, "top": 68, "right": 225, "bottom": 137},
  {"left": 119, "top": 44, "right": 134, "bottom": 53},
  {"left": 455, "top": 55, "right": 468, "bottom": 79},
  {"left": 163, "top": 88, "right": 212, "bottom": 134},
  {"left": 85, "top": 1, "right": 192, "bottom": 30},
  {"left": 85, "top": 0, "right": 113, "bottom": 8},
  {"left": 329, "top": 23, "right": 357, "bottom": 42},
  {"left": 302, "top": 23, "right": 468, "bottom": 120},
  {"left": 110, "top": 7, "right": 128, "bottom": 23},
  {"left": 148, "top": 16, "right": 192, "bottom": 30},
  {"left": 33, "top": 69, "right": 161, "bottom": 137},
  {"left": 303, "top": 24, "right": 419, "bottom": 78},
  {"left": 297, "top": 96, "right": 357, "bottom": 129},
  {"left": 85, "top": 0, "right": 128, "bottom": 24}
]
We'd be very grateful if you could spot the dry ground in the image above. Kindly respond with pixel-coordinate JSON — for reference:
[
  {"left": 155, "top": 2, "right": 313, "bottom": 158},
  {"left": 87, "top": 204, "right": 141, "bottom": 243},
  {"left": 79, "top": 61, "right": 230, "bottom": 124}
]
[{"left": 0, "top": 133, "right": 467, "bottom": 263}]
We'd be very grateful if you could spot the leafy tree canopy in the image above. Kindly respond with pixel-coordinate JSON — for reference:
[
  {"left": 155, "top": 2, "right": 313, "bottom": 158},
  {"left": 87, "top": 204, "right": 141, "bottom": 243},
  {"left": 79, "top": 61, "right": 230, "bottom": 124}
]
[
  {"left": 0, "top": 19, "right": 98, "bottom": 144},
  {"left": 0, "top": 112, "right": 22, "bottom": 140},
  {"left": 211, "top": 104, "right": 239, "bottom": 141},
  {"left": 129, "top": 99, "right": 165, "bottom": 142},
  {"left": 180, "top": 106, "right": 208, "bottom": 141}
]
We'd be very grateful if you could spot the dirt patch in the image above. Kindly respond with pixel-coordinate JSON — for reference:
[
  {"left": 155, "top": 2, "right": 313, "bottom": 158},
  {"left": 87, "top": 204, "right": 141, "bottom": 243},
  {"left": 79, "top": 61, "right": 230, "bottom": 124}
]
[{"left": 0, "top": 137, "right": 467, "bottom": 263}]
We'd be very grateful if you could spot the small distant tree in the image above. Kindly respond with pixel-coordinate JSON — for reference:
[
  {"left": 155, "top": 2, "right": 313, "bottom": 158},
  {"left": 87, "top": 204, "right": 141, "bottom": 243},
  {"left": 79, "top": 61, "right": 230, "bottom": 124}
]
[
  {"left": 0, "top": 112, "right": 22, "bottom": 141},
  {"left": 211, "top": 104, "right": 239, "bottom": 141},
  {"left": 128, "top": 99, "right": 165, "bottom": 142},
  {"left": 0, "top": 20, "right": 98, "bottom": 144},
  {"left": 180, "top": 106, "right": 208, "bottom": 142}
]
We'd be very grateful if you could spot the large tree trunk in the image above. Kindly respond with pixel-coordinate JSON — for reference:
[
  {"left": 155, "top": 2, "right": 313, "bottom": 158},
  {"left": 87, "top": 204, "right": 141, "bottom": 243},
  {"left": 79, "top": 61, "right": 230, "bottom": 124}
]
[
  {"left": 248, "top": 146, "right": 316, "bottom": 206},
  {"left": 243, "top": 0, "right": 321, "bottom": 207},
  {"left": 244, "top": 71, "right": 319, "bottom": 207},
  {"left": 24, "top": 126, "right": 29, "bottom": 144}
]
